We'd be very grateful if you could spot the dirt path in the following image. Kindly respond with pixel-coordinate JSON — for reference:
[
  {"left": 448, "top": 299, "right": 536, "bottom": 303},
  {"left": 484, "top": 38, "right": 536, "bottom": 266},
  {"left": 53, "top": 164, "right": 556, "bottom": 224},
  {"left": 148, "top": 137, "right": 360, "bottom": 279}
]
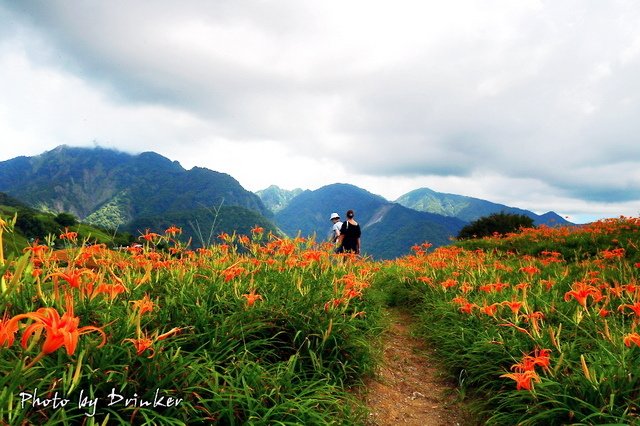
[{"left": 363, "top": 308, "right": 470, "bottom": 426}]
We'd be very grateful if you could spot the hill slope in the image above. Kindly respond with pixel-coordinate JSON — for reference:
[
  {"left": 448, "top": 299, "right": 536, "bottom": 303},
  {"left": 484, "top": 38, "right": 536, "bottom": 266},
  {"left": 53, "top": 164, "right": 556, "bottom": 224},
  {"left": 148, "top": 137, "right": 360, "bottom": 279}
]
[
  {"left": 0, "top": 191, "right": 134, "bottom": 255},
  {"left": 255, "top": 185, "right": 304, "bottom": 213},
  {"left": 0, "top": 146, "right": 271, "bottom": 230},
  {"left": 396, "top": 188, "right": 571, "bottom": 226},
  {"left": 275, "top": 183, "right": 466, "bottom": 259}
]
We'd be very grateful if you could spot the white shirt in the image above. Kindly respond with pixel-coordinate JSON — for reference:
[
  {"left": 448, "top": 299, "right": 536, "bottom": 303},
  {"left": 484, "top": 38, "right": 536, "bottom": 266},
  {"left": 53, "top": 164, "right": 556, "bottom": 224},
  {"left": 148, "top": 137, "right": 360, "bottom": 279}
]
[{"left": 329, "top": 221, "right": 343, "bottom": 242}]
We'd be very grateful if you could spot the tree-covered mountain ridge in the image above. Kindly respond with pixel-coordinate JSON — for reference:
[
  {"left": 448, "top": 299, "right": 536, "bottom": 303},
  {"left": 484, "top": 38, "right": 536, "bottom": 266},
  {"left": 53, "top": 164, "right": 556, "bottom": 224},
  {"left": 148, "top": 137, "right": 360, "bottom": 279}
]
[
  {"left": 262, "top": 185, "right": 571, "bottom": 227},
  {"left": 0, "top": 145, "right": 271, "bottom": 228},
  {"left": 394, "top": 187, "right": 571, "bottom": 226},
  {"left": 0, "top": 146, "right": 281, "bottom": 246}
]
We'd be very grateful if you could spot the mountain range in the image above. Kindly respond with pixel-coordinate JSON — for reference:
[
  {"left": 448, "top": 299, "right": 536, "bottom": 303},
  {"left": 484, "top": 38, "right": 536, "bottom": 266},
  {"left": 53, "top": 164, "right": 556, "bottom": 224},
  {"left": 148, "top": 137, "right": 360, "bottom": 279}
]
[
  {"left": 0, "top": 146, "right": 572, "bottom": 258},
  {"left": 273, "top": 184, "right": 467, "bottom": 258},
  {"left": 0, "top": 146, "right": 278, "bottom": 244},
  {"left": 395, "top": 187, "right": 570, "bottom": 227}
]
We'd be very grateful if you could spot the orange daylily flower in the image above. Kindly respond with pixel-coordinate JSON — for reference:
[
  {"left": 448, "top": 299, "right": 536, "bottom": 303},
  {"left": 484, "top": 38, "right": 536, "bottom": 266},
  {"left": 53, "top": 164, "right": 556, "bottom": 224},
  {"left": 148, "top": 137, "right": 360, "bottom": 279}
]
[
  {"left": 23, "top": 241, "right": 50, "bottom": 267},
  {"left": 563, "top": 281, "right": 601, "bottom": 309},
  {"left": 500, "top": 369, "right": 541, "bottom": 390},
  {"left": 131, "top": 294, "right": 155, "bottom": 315},
  {"left": 440, "top": 279, "right": 458, "bottom": 290},
  {"left": 480, "top": 303, "right": 499, "bottom": 317},
  {"left": 242, "top": 290, "right": 263, "bottom": 307},
  {"left": 139, "top": 230, "right": 162, "bottom": 242},
  {"left": 124, "top": 336, "right": 155, "bottom": 357},
  {"left": 124, "top": 327, "right": 181, "bottom": 358},
  {"left": 519, "top": 265, "right": 541, "bottom": 276},
  {"left": 164, "top": 225, "right": 182, "bottom": 235},
  {"left": 93, "top": 282, "right": 127, "bottom": 300},
  {"left": 618, "top": 302, "right": 640, "bottom": 317},
  {"left": 479, "top": 282, "right": 510, "bottom": 293},
  {"left": 324, "top": 298, "right": 344, "bottom": 311},
  {"left": 623, "top": 333, "right": 640, "bottom": 347},
  {"left": 417, "top": 276, "right": 433, "bottom": 285},
  {"left": 502, "top": 300, "right": 524, "bottom": 315},
  {"left": 13, "top": 294, "right": 106, "bottom": 363},
  {"left": 23, "top": 241, "right": 50, "bottom": 257},
  {"left": 601, "top": 248, "right": 625, "bottom": 259},
  {"left": 622, "top": 284, "right": 639, "bottom": 295},
  {"left": 302, "top": 250, "right": 324, "bottom": 263},
  {"left": 222, "top": 265, "right": 247, "bottom": 282},
  {"left": 451, "top": 297, "right": 476, "bottom": 314},
  {"left": 458, "top": 301, "right": 476, "bottom": 314},
  {"left": 598, "top": 308, "right": 611, "bottom": 317},
  {"left": 343, "top": 288, "right": 362, "bottom": 299},
  {"left": 518, "top": 348, "right": 552, "bottom": 372},
  {"left": 59, "top": 228, "right": 78, "bottom": 241},
  {"left": 48, "top": 267, "right": 96, "bottom": 291},
  {"left": 0, "top": 313, "right": 19, "bottom": 348}
]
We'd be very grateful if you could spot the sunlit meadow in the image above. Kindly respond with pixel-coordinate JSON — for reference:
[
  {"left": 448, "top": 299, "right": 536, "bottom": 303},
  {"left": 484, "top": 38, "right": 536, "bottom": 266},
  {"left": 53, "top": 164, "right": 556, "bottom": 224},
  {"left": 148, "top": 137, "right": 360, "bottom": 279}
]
[
  {"left": 376, "top": 216, "right": 640, "bottom": 425},
  {"left": 0, "top": 221, "right": 383, "bottom": 425},
  {"left": 1, "top": 214, "right": 639, "bottom": 425}
]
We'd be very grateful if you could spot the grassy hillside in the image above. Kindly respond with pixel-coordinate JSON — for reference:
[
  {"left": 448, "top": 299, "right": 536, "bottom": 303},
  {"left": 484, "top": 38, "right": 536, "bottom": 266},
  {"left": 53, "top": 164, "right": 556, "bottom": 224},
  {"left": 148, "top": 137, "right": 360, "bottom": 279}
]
[
  {"left": 1, "top": 192, "right": 134, "bottom": 257},
  {"left": 375, "top": 216, "right": 640, "bottom": 425}
]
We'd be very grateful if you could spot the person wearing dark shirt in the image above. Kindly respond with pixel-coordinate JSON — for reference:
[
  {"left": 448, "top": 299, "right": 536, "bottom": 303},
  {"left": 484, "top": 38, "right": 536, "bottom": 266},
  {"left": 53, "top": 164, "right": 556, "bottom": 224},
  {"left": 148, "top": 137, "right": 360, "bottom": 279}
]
[{"left": 337, "top": 209, "right": 361, "bottom": 254}]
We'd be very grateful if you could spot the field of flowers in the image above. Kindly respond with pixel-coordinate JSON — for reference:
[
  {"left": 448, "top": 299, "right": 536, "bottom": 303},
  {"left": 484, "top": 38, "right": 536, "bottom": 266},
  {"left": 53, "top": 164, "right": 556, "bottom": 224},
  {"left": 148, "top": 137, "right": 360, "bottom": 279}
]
[
  {"left": 376, "top": 217, "right": 640, "bottom": 425},
  {"left": 0, "top": 222, "right": 383, "bottom": 425},
  {"left": 1, "top": 215, "right": 639, "bottom": 425}
]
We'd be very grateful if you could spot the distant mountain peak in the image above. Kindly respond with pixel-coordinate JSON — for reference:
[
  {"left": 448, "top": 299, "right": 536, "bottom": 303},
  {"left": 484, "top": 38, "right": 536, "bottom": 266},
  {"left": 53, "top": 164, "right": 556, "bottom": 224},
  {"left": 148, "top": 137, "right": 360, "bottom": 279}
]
[
  {"left": 255, "top": 185, "right": 305, "bottom": 213},
  {"left": 396, "top": 187, "right": 572, "bottom": 226},
  {"left": 0, "top": 146, "right": 270, "bottom": 229}
]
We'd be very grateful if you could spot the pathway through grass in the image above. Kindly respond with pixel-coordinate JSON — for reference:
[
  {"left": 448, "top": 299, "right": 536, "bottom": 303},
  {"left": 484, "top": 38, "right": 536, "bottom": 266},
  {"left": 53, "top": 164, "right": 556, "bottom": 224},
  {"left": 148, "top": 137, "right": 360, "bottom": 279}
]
[{"left": 363, "top": 308, "right": 472, "bottom": 426}]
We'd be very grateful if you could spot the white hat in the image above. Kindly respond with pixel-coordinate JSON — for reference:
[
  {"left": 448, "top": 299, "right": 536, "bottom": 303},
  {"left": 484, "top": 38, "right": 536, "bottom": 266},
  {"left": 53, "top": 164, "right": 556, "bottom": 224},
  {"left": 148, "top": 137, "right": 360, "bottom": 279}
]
[{"left": 330, "top": 212, "right": 340, "bottom": 220}]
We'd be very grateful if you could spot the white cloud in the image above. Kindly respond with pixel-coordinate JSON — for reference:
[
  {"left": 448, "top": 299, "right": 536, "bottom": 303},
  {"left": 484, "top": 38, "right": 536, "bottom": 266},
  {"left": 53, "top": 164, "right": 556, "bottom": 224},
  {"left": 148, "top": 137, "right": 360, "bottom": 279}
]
[{"left": 0, "top": 1, "right": 639, "bottom": 223}]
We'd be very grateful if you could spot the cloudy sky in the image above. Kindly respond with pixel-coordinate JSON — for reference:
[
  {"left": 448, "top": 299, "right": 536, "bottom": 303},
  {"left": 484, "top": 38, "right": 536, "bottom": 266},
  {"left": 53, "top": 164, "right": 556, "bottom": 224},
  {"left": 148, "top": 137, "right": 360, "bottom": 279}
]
[{"left": 1, "top": 1, "right": 639, "bottom": 223}]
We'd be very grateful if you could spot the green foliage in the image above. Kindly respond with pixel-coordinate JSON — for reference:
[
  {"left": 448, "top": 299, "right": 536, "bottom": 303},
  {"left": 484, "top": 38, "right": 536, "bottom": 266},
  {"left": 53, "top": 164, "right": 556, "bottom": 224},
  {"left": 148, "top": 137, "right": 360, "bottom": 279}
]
[
  {"left": 457, "top": 212, "right": 535, "bottom": 240},
  {"left": 14, "top": 209, "right": 55, "bottom": 239},
  {"left": 54, "top": 212, "right": 78, "bottom": 227},
  {"left": 1, "top": 204, "right": 132, "bottom": 257},
  {"left": 84, "top": 191, "right": 133, "bottom": 229}
]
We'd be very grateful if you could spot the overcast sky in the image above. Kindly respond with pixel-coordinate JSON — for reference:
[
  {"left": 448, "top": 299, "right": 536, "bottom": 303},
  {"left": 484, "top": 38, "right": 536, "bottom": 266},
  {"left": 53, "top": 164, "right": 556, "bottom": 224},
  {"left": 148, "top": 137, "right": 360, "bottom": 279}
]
[{"left": 1, "top": 1, "right": 639, "bottom": 223}]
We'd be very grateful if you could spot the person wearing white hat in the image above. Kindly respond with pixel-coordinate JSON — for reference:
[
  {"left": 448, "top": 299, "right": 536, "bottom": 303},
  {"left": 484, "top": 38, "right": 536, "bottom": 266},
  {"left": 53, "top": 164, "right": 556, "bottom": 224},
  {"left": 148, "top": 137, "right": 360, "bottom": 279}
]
[{"left": 329, "top": 212, "right": 343, "bottom": 245}]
